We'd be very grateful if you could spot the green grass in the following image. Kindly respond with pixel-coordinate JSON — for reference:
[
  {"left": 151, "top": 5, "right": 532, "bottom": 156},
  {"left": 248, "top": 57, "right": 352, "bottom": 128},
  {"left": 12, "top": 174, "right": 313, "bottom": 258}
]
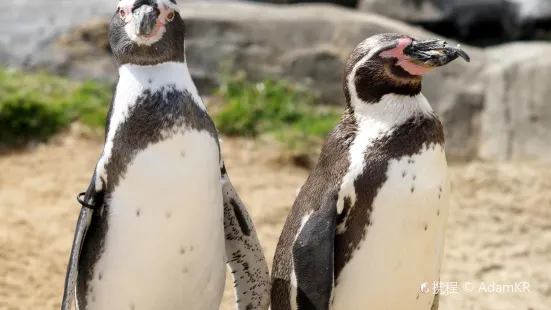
[
  {"left": 0, "top": 68, "right": 111, "bottom": 144},
  {"left": 0, "top": 67, "right": 340, "bottom": 165},
  {"left": 213, "top": 72, "right": 341, "bottom": 152}
]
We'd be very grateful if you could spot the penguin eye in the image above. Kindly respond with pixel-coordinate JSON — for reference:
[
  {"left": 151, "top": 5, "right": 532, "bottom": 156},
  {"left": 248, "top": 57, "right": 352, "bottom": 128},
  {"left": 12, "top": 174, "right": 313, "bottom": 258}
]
[
  {"left": 166, "top": 11, "right": 175, "bottom": 22},
  {"left": 119, "top": 9, "right": 126, "bottom": 20}
]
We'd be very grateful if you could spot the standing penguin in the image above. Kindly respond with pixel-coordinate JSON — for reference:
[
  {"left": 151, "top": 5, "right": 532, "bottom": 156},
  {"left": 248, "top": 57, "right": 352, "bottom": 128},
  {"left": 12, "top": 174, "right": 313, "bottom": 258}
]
[
  {"left": 60, "top": 1, "right": 270, "bottom": 309},
  {"left": 271, "top": 33, "right": 470, "bottom": 310}
]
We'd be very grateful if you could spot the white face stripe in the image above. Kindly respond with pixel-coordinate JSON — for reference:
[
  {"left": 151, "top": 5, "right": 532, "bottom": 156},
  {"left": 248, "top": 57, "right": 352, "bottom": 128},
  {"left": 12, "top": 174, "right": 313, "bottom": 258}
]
[
  {"left": 345, "top": 45, "right": 383, "bottom": 109},
  {"left": 118, "top": 0, "right": 180, "bottom": 12}
]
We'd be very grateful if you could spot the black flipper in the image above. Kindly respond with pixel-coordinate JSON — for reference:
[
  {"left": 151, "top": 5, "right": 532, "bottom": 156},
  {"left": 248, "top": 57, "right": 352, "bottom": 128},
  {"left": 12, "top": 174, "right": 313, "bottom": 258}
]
[
  {"left": 61, "top": 171, "right": 104, "bottom": 310},
  {"left": 293, "top": 190, "right": 338, "bottom": 310},
  {"left": 220, "top": 162, "right": 271, "bottom": 310}
]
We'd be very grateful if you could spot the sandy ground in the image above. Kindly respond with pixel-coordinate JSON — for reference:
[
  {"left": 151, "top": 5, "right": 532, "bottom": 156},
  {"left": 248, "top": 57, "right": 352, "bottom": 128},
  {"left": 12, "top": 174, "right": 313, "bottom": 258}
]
[{"left": 1, "top": 131, "right": 550, "bottom": 310}]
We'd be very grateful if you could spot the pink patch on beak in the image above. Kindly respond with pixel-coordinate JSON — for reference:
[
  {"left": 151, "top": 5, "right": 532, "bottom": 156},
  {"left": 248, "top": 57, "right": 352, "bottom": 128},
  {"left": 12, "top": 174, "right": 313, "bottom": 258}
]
[{"left": 380, "top": 37, "right": 434, "bottom": 76}]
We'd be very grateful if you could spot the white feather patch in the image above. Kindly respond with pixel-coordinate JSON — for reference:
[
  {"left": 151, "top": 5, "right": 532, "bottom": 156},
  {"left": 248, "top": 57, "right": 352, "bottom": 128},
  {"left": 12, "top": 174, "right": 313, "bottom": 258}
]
[
  {"left": 336, "top": 93, "right": 433, "bottom": 219},
  {"left": 86, "top": 130, "right": 226, "bottom": 309},
  {"left": 289, "top": 211, "right": 313, "bottom": 310},
  {"left": 95, "top": 62, "right": 203, "bottom": 191},
  {"left": 332, "top": 143, "right": 450, "bottom": 310}
]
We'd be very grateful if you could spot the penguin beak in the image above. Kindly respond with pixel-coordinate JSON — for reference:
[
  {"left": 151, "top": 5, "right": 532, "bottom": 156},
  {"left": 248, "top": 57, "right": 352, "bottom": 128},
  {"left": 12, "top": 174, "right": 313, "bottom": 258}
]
[
  {"left": 133, "top": 5, "right": 158, "bottom": 36},
  {"left": 403, "top": 39, "right": 470, "bottom": 67}
]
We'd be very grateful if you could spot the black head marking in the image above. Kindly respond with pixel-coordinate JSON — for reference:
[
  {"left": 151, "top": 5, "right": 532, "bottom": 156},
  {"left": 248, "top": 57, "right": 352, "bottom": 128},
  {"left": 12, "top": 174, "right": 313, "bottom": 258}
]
[
  {"left": 109, "top": 0, "right": 185, "bottom": 66},
  {"left": 343, "top": 33, "right": 423, "bottom": 105}
]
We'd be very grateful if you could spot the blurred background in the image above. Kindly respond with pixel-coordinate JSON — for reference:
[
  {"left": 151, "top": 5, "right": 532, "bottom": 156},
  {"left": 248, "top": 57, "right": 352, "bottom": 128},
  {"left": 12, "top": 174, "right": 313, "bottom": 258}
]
[{"left": 1, "top": 0, "right": 550, "bottom": 309}]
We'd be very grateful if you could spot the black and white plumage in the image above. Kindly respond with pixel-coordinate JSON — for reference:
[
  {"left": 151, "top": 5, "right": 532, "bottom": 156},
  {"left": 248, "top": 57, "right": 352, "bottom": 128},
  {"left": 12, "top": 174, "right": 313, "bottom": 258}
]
[
  {"left": 271, "top": 33, "right": 470, "bottom": 310},
  {"left": 60, "top": 1, "right": 270, "bottom": 309}
]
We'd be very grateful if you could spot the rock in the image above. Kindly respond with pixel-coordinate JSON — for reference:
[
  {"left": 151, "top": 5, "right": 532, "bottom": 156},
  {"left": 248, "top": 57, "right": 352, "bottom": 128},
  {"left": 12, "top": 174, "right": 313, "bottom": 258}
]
[
  {"left": 182, "top": 2, "right": 485, "bottom": 106},
  {"left": 509, "top": 0, "right": 551, "bottom": 20},
  {"left": 0, "top": 0, "right": 114, "bottom": 69},
  {"left": 5, "top": 1, "right": 551, "bottom": 163},
  {"left": 357, "top": 0, "right": 445, "bottom": 22},
  {"left": 258, "top": 0, "right": 358, "bottom": 9},
  {"left": 357, "top": 0, "right": 551, "bottom": 41},
  {"left": 479, "top": 43, "right": 551, "bottom": 162},
  {"left": 0, "top": 1, "right": 489, "bottom": 160}
]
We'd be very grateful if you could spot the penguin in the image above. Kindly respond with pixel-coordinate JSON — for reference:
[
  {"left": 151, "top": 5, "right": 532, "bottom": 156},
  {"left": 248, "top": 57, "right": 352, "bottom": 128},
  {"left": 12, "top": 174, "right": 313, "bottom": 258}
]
[
  {"left": 270, "top": 33, "right": 470, "bottom": 310},
  {"left": 60, "top": 1, "right": 270, "bottom": 309}
]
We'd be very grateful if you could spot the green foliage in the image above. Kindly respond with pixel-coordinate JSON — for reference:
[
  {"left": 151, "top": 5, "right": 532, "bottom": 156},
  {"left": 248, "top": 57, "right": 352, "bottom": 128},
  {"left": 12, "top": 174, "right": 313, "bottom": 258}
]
[
  {"left": 67, "top": 80, "right": 112, "bottom": 128},
  {"left": 0, "top": 65, "right": 338, "bottom": 167},
  {"left": 213, "top": 72, "right": 341, "bottom": 146},
  {"left": 0, "top": 68, "right": 111, "bottom": 144}
]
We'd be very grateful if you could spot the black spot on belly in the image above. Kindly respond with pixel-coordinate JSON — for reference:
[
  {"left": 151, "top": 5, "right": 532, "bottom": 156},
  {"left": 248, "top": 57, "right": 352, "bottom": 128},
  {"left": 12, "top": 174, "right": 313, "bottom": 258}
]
[
  {"left": 416, "top": 293, "right": 420, "bottom": 300},
  {"left": 424, "top": 224, "right": 428, "bottom": 231},
  {"left": 437, "top": 209, "right": 440, "bottom": 216},
  {"left": 148, "top": 78, "right": 152, "bottom": 84},
  {"left": 413, "top": 174, "right": 416, "bottom": 181},
  {"left": 166, "top": 211, "right": 172, "bottom": 219},
  {"left": 180, "top": 151, "right": 185, "bottom": 157},
  {"left": 230, "top": 198, "right": 251, "bottom": 236},
  {"left": 136, "top": 209, "right": 140, "bottom": 217},
  {"left": 98, "top": 272, "right": 103, "bottom": 281},
  {"left": 411, "top": 187, "right": 415, "bottom": 193},
  {"left": 180, "top": 247, "right": 186, "bottom": 254}
]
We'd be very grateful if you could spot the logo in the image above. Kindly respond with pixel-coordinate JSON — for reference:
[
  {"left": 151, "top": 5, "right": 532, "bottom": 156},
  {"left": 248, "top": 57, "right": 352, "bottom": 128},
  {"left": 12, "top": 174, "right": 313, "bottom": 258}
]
[{"left": 420, "top": 282, "right": 430, "bottom": 294}]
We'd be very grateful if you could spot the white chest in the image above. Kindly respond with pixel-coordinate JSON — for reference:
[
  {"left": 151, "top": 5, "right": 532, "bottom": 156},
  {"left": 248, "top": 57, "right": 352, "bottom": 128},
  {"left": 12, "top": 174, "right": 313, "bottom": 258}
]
[
  {"left": 85, "top": 130, "right": 226, "bottom": 310},
  {"left": 331, "top": 145, "right": 450, "bottom": 310}
]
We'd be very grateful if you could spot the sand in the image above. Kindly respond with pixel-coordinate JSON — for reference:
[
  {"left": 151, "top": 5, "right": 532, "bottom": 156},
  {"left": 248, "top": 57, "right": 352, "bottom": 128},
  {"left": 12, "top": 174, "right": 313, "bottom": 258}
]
[{"left": 1, "top": 131, "right": 550, "bottom": 310}]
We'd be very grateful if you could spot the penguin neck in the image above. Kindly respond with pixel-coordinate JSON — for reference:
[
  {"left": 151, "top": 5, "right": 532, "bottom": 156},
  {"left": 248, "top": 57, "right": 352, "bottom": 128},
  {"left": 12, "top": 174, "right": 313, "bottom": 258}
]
[
  {"left": 350, "top": 93, "right": 434, "bottom": 133},
  {"left": 117, "top": 61, "right": 205, "bottom": 110}
]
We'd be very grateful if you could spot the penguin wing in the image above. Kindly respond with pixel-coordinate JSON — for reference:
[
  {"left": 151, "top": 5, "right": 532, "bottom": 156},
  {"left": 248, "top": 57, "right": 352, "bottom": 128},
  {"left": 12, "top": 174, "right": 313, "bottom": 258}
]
[
  {"left": 61, "top": 205, "right": 93, "bottom": 310},
  {"left": 61, "top": 170, "right": 104, "bottom": 310},
  {"left": 292, "top": 190, "right": 338, "bottom": 310},
  {"left": 220, "top": 163, "right": 271, "bottom": 310}
]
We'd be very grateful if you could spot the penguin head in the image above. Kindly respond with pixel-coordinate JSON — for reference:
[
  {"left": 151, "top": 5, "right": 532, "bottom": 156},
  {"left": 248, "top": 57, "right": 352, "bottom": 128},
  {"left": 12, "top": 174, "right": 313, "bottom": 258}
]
[
  {"left": 108, "top": 0, "right": 185, "bottom": 66},
  {"left": 343, "top": 33, "right": 470, "bottom": 105}
]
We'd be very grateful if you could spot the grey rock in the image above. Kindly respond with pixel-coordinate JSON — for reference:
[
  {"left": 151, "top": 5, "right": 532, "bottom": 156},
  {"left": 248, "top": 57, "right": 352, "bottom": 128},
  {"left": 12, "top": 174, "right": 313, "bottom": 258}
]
[
  {"left": 0, "top": 0, "right": 114, "bottom": 69},
  {"left": 357, "top": 0, "right": 445, "bottom": 22},
  {"left": 0, "top": 1, "right": 487, "bottom": 160},
  {"left": 182, "top": 2, "right": 485, "bottom": 106},
  {"left": 3, "top": 1, "right": 551, "bottom": 162},
  {"left": 356, "top": 0, "right": 551, "bottom": 40},
  {"left": 509, "top": 0, "right": 551, "bottom": 20},
  {"left": 479, "top": 43, "right": 551, "bottom": 162}
]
